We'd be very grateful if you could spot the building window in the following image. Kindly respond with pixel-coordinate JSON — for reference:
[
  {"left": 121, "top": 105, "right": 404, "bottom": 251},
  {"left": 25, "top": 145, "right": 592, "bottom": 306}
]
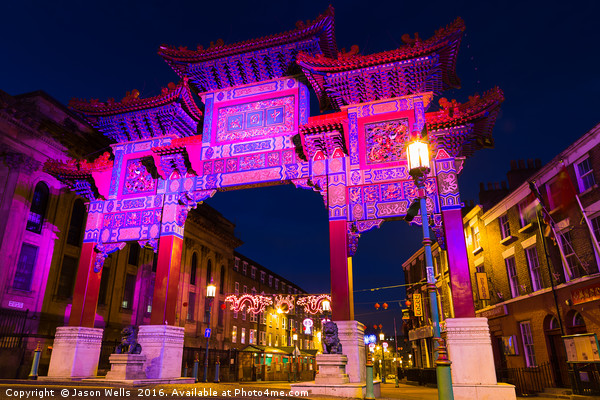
[
  {"left": 242, "top": 262, "right": 247, "bottom": 275},
  {"left": 525, "top": 247, "right": 542, "bottom": 291},
  {"left": 506, "top": 256, "right": 519, "bottom": 298},
  {"left": 269, "top": 333, "right": 272, "bottom": 346},
  {"left": 250, "top": 312, "right": 257, "bottom": 323},
  {"left": 472, "top": 225, "right": 481, "bottom": 249},
  {"left": 260, "top": 271, "right": 265, "bottom": 283},
  {"left": 269, "top": 275, "right": 273, "bottom": 286},
  {"left": 518, "top": 199, "right": 535, "bottom": 228},
  {"left": 591, "top": 216, "right": 600, "bottom": 242},
  {"left": 234, "top": 282, "right": 239, "bottom": 295},
  {"left": 13, "top": 243, "right": 38, "bottom": 291},
  {"left": 251, "top": 287, "right": 257, "bottom": 295},
  {"left": 260, "top": 331, "right": 266, "bottom": 346},
  {"left": 275, "top": 279, "right": 279, "bottom": 289},
  {"left": 57, "top": 255, "right": 78, "bottom": 298},
  {"left": 519, "top": 321, "right": 537, "bottom": 367},
  {"left": 575, "top": 157, "right": 596, "bottom": 193},
  {"left": 282, "top": 317, "right": 286, "bottom": 329},
  {"left": 231, "top": 326, "right": 237, "bottom": 343},
  {"left": 218, "top": 301, "right": 224, "bottom": 326},
  {"left": 128, "top": 243, "right": 139, "bottom": 266},
  {"left": 243, "top": 285, "right": 247, "bottom": 294},
  {"left": 187, "top": 292, "right": 196, "bottom": 321},
  {"left": 26, "top": 182, "right": 49, "bottom": 234},
  {"left": 98, "top": 266, "right": 111, "bottom": 305},
  {"left": 67, "top": 199, "right": 86, "bottom": 246},
  {"left": 499, "top": 215, "right": 511, "bottom": 239},
  {"left": 560, "top": 231, "right": 582, "bottom": 279},
  {"left": 242, "top": 310, "right": 246, "bottom": 321},
  {"left": 121, "top": 273, "right": 136, "bottom": 309},
  {"left": 219, "top": 266, "right": 226, "bottom": 294},
  {"left": 261, "top": 312, "right": 266, "bottom": 325},
  {"left": 206, "top": 260, "right": 212, "bottom": 282},
  {"left": 234, "top": 258, "right": 239, "bottom": 271},
  {"left": 251, "top": 266, "right": 256, "bottom": 279},
  {"left": 249, "top": 329, "right": 256, "bottom": 345},
  {"left": 190, "top": 252, "right": 198, "bottom": 285},
  {"left": 241, "top": 328, "right": 246, "bottom": 344}
]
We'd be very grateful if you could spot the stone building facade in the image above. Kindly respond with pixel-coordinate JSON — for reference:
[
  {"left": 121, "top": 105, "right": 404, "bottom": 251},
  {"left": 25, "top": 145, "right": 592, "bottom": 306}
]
[{"left": 402, "top": 122, "right": 600, "bottom": 390}]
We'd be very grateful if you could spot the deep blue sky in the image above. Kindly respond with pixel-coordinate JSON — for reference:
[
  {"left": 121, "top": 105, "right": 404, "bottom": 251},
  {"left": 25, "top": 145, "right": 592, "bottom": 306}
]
[{"left": 3, "top": 1, "right": 599, "bottom": 334}]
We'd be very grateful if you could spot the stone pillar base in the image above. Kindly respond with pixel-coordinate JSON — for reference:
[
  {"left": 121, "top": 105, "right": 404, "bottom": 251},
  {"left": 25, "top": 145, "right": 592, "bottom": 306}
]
[
  {"left": 137, "top": 325, "right": 184, "bottom": 379},
  {"left": 47, "top": 327, "right": 103, "bottom": 378},
  {"left": 334, "top": 320, "right": 366, "bottom": 383},
  {"left": 315, "top": 354, "right": 349, "bottom": 385},
  {"left": 105, "top": 354, "right": 147, "bottom": 380},
  {"left": 446, "top": 317, "right": 516, "bottom": 400}
]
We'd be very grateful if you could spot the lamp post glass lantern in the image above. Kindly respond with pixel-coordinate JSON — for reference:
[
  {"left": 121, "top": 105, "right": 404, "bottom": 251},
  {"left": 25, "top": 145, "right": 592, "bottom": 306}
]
[
  {"left": 379, "top": 333, "right": 386, "bottom": 383},
  {"left": 202, "top": 281, "right": 216, "bottom": 383},
  {"left": 407, "top": 139, "right": 454, "bottom": 400}
]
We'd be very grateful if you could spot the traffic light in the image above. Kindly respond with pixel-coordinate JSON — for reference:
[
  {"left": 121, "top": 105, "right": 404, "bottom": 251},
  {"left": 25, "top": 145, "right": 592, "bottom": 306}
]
[{"left": 404, "top": 199, "right": 421, "bottom": 222}]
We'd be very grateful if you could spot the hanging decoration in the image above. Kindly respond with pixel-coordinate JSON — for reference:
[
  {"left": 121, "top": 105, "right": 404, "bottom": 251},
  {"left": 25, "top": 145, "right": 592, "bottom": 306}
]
[
  {"left": 274, "top": 294, "right": 295, "bottom": 314},
  {"left": 224, "top": 294, "right": 273, "bottom": 314},
  {"left": 296, "top": 294, "right": 332, "bottom": 314},
  {"left": 223, "top": 293, "right": 332, "bottom": 315}
]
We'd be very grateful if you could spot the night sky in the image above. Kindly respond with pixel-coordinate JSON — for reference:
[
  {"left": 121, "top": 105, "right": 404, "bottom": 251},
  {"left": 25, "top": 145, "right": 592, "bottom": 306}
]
[{"left": 3, "top": 1, "right": 600, "bottom": 335}]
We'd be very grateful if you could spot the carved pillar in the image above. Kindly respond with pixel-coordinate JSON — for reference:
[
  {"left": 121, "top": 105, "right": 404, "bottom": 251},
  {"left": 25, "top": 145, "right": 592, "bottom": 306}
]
[
  {"left": 436, "top": 155, "right": 475, "bottom": 318},
  {"left": 329, "top": 220, "right": 353, "bottom": 321}
]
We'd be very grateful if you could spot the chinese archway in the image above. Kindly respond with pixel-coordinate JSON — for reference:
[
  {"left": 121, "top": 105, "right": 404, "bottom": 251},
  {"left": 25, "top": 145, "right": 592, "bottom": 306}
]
[{"left": 45, "top": 6, "right": 503, "bottom": 375}]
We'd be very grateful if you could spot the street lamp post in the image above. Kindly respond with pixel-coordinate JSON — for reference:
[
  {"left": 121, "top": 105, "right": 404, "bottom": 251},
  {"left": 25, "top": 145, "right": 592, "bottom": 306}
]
[
  {"left": 407, "top": 139, "right": 454, "bottom": 400},
  {"left": 202, "top": 280, "right": 216, "bottom": 383},
  {"left": 379, "top": 332, "right": 386, "bottom": 383},
  {"left": 292, "top": 333, "right": 298, "bottom": 382}
]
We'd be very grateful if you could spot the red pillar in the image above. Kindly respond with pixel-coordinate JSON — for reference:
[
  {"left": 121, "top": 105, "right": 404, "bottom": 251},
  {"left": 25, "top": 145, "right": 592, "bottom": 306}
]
[
  {"left": 69, "top": 242, "right": 101, "bottom": 327},
  {"left": 442, "top": 208, "right": 476, "bottom": 318},
  {"left": 150, "top": 235, "right": 183, "bottom": 325},
  {"left": 329, "top": 220, "right": 353, "bottom": 321}
]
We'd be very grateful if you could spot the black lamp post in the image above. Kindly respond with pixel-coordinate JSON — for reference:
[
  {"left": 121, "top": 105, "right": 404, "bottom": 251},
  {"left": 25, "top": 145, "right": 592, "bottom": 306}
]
[
  {"left": 379, "top": 332, "right": 386, "bottom": 383},
  {"left": 202, "top": 280, "right": 216, "bottom": 383}
]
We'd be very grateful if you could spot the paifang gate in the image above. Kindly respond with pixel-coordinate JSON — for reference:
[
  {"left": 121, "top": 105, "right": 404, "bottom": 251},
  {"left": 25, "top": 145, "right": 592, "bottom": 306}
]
[{"left": 45, "top": 7, "right": 503, "bottom": 367}]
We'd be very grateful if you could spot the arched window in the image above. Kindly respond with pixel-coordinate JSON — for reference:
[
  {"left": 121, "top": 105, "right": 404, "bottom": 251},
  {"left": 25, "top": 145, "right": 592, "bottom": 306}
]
[
  {"left": 67, "top": 199, "right": 86, "bottom": 246},
  {"left": 26, "top": 182, "right": 49, "bottom": 233},
  {"left": 190, "top": 252, "right": 198, "bottom": 285},
  {"left": 219, "top": 265, "right": 225, "bottom": 294},
  {"left": 206, "top": 260, "right": 212, "bottom": 283}
]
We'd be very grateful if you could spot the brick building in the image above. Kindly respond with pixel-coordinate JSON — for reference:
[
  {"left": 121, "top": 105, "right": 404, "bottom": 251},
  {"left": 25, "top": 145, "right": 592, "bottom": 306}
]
[{"left": 402, "top": 122, "right": 600, "bottom": 392}]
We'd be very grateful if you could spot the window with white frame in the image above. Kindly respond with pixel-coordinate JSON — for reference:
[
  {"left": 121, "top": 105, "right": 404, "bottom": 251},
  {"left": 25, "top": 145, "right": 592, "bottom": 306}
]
[
  {"left": 260, "top": 271, "right": 265, "bottom": 283},
  {"left": 235, "top": 282, "right": 239, "bottom": 295},
  {"left": 591, "top": 215, "right": 600, "bottom": 242},
  {"left": 269, "top": 275, "right": 273, "bottom": 286},
  {"left": 260, "top": 312, "right": 266, "bottom": 325},
  {"left": 249, "top": 329, "right": 255, "bottom": 345},
  {"left": 518, "top": 199, "right": 535, "bottom": 227},
  {"left": 243, "top": 285, "right": 247, "bottom": 294},
  {"left": 282, "top": 317, "right": 286, "bottom": 329},
  {"left": 519, "top": 321, "right": 537, "bottom": 367},
  {"left": 499, "top": 214, "right": 511, "bottom": 239},
  {"left": 231, "top": 326, "right": 237, "bottom": 343},
  {"left": 281, "top": 282, "right": 286, "bottom": 292},
  {"left": 250, "top": 312, "right": 257, "bottom": 323},
  {"left": 260, "top": 331, "right": 266, "bottom": 345},
  {"left": 275, "top": 279, "right": 279, "bottom": 289},
  {"left": 472, "top": 225, "right": 481, "bottom": 249},
  {"left": 525, "top": 246, "right": 543, "bottom": 292},
  {"left": 575, "top": 157, "right": 596, "bottom": 193},
  {"left": 251, "top": 266, "right": 256, "bottom": 279},
  {"left": 268, "top": 333, "right": 272, "bottom": 346},
  {"left": 505, "top": 256, "right": 519, "bottom": 298},
  {"left": 234, "top": 257, "right": 239, "bottom": 271},
  {"left": 242, "top": 261, "right": 247, "bottom": 275},
  {"left": 241, "top": 328, "right": 246, "bottom": 344},
  {"left": 560, "top": 231, "right": 582, "bottom": 279}
]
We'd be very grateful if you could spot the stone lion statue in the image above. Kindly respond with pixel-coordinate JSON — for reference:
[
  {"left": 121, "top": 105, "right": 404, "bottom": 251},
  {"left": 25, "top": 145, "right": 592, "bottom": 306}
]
[
  {"left": 115, "top": 326, "right": 142, "bottom": 354},
  {"left": 322, "top": 320, "right": 342, "bottom": 354}
]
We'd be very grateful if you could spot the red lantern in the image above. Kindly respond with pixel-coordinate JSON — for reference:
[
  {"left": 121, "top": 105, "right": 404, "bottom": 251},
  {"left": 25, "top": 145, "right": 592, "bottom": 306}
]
[
  {"left": 382, "top": 303, "right": 388, "bottom": 309},
  {"left": 378, "top": 324, "right": 383, "bottom": 329},
  {"left": 220, "top": 303, "right": 226, "bottom": 310},
  {"left": 405, "top": 300, "right": 412, "bottom": 307},
  {"left": 373, "top": 325, "right": 378, "bottom": 330},
  {"left": 374, "top": 303, "right": 380, "bottom": 310}
]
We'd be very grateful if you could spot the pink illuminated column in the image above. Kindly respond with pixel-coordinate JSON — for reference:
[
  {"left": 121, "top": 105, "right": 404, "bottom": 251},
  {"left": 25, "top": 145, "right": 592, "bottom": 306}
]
[
  {"left": 150, "top": 234, "right": 183, "bottom": 325},
  {"left": 443, "top": 208, "right": 475, "bottom": 317},
  {"left": 329, "top": 220, "right": 353, "bottom": 321},
  {"left": 69, "top": 242, "right": 101, "bottom": 327}
]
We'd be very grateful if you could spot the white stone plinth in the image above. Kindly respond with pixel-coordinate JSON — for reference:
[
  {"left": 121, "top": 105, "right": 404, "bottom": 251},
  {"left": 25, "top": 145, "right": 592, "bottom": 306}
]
[
  {"left": 335, "top": 320, "right": 366, "bottom": 383},
  {"left": 315, "top": 354, "right": 349, "bottom": 385},
  {"left": 291, "top": 382, "right": 380, "bottom": 399},
  {"left": 137, "top": 325, "right": 184, "bottom": 379},
  {"left": 445, "top": 317, "right": 516, "bottom": 400},
  {"left": 47, "top": 326, "right": 103, "bottom": 378},
  {"left": 105, "top": 354, "right": 147, "bottom": 381}
]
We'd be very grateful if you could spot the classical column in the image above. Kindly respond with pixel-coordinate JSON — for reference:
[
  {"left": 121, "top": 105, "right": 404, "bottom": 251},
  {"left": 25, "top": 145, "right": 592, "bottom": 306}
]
[
  {"left": 329, "top": 219, "right": 353, "bottom": 321},
  {"left": 150, "top": 234, "right": 183, "bottom": 325}
]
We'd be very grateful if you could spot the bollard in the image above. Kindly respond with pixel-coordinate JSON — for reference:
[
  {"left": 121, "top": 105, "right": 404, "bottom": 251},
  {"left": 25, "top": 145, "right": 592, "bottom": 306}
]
[
  {"left": 28, "top": 342, "right": 42, "bottom": 380},
  {"left": 214, "top": 360, "right": 220, "bottom": 383},
  {"left": 365, "top": 361, "right": 375, "bottom": 400},
  {"left": 193, "top": 353, "right": 199, "bottom": 383},
  {"left": 183, "top": 362, "right": 188, "bottom": 378},
  {"left": 395, "top": 374, "right": 399, "bottom": 388}
]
